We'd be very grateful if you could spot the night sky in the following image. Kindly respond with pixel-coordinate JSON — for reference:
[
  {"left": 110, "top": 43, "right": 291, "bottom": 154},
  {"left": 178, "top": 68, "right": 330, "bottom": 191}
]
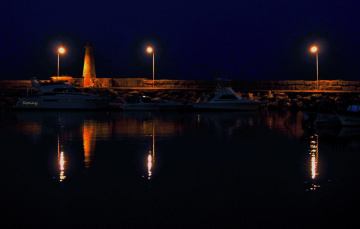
[{"left": 1, "top": 0, "right": 359, "bottom": 81}]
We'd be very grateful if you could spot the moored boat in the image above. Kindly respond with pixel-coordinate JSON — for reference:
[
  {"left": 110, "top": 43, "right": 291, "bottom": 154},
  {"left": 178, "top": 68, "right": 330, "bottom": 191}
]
[
  {"left": 189, "top": 87, "right": 263, "bottom": 111},
  {"left": 14, "top": 78, "right": 113, "bottom": 110},
  {"left": 123, "top": 95, "right": 183, "bottom": 111},
  {"left": 301, "top": 110, "right": 341, "bottom": 127},
  {"left": 334, "top": 105, "right": 360, "bottom": 126}
]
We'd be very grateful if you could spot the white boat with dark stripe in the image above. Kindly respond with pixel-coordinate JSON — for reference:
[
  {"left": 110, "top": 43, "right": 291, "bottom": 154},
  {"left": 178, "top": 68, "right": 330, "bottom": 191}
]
[
  {"left": 14, "top": 78, "right": 112, "bottom": 110},
  {"left": 190, "top": 87, "right": 263, "bottom": 111}
]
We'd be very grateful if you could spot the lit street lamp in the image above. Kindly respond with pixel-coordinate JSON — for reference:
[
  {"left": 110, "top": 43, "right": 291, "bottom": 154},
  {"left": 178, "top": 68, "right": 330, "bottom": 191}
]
[
  {"left": 146, "top": 46, "right": 154, "bottom": 87},
  {"left": 57, "top": 47, "right": 66, "bottom": 76},
  {"left": 310, "top": 45, "right": 319, "bottom": 90}
]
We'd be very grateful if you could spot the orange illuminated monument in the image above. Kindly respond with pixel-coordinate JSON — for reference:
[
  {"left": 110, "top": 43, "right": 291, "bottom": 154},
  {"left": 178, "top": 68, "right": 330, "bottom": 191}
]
[{"left": 83, "top": 41, "right": 96, "bottom": 87}]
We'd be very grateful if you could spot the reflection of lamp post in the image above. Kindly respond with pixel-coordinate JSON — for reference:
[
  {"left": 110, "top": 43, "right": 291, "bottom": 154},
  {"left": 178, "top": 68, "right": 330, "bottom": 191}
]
[
  {"left": 58, "top": 135, "right": 66, "bottom": 182},
  {"left": 57, "top": 47, "right": 66, "bottom": 76},
  {"left": 147, "top": 121, "right": 155, "bottom": 180},
  {"left": 306, "top": 134, "right": 320, "bottom": 191},
  {"left": 146, "top": 46, "right": 154, "bottom": 87},
  {"left": 310, "top": 46, "right": 319, "bottom": 90}
]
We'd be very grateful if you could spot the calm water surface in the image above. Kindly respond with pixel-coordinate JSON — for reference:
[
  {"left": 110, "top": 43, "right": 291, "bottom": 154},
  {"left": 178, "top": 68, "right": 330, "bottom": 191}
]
[{"left": 1, "top": 109, "right": 360, "bottom": 228}]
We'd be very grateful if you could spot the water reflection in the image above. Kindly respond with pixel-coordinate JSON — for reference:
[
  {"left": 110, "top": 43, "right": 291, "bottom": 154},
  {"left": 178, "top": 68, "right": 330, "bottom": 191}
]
[
  {"left": 4, "top": 109, "right": 360, "bottom": 228},
  {"left": 195, "top": 112, "right": 249, "bottom": 137},
  {"left": 59, "top": 151, "right": 66, "bottom": 182},
  {"left": 58, "top": 135, "right": 66, "bottom": 182},
  {"left": 302, "top": 125, "right": 360, "bottom": 153},
  {"left": 83, "top": 120, "right": 96, "bottom": 171},
  {"left": 121, "top": 111, "right": 184, "bottom": 137},
  {"left": 148, "top": 123, "right": 155, "bottom": 179},
  {"left": 144, "top": 119, "right": 155, "bottom": 180},
  {"left": 193, "top": 110, "right": 305, "bottom": 139},
  {"left": 14, "top": 111, "right": 106, "bottom": 181},
  {"left": 305, "top": 134, "right": 320, "bottom": 191},
  {"left": 147, "top": 152, "right": 153, "bottom": 179},
  {"left": 13, "top": 111, "right": 189, "bottom": 182},
  {"left": 11, "top": 110, "right": 358, "bottom": 187},
  {"left": 269, "top": 110, "right": 304, "bottom": 139}
]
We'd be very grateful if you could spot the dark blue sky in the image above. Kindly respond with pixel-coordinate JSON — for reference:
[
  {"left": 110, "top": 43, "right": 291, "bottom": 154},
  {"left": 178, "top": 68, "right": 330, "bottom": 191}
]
[{"left": 1, "top": 0, "right": 359, "bottom": 80}]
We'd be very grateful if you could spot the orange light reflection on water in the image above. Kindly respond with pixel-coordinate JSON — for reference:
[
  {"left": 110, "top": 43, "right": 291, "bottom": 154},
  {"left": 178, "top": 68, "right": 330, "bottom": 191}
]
[
  {"left": 59, "top": 151, "right": 66, "bottom": 182},
  {"left": 147, "top": 153, "right": 153, "bottom": 179},
  {"left": 147, "top": 122, "right": 155, "bottom": 180},
  {"left": 311, "top": 155, "right": 317, "bottom": 179},
  {"left": 83, "top": 121, "right": 96, "bottom": 171},
  {"left": 307, "top": 134, "right": 320, "bottom": 191}
]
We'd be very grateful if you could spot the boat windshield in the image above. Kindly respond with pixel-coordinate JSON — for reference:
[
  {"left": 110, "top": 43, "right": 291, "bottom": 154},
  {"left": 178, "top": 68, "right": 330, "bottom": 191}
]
[{"left": 347, "top": 105, "right": 360, "bottom": 112}]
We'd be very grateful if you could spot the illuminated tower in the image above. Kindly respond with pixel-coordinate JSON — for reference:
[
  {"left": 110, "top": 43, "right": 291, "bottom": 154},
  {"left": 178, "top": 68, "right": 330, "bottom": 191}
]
[{"left": 83, "top": 41, "right": 96, "bottom": 87}]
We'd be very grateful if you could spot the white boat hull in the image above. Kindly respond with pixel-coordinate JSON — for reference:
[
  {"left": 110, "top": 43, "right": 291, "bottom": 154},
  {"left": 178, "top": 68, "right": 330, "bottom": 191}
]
[
  {"left": 15, "top": 97, "right": 112, "bottom": 110},
  {"left": 14, "top": 78, "right": 115, "bottom": 110},
  {"left": 190, "top": 101, "right": 262, "bottom": 111}
]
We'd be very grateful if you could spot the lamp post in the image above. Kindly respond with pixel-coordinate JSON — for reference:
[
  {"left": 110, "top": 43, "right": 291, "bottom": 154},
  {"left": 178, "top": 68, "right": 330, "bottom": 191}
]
[
  {"left": 310, "top": 46, "right": 319, "bottom": 90},
  {"left": 146, "top": 46, "right": 154, "bottom": 87},
  {"left": 57, "top": 47, "right": 66, "bottom": 77}
]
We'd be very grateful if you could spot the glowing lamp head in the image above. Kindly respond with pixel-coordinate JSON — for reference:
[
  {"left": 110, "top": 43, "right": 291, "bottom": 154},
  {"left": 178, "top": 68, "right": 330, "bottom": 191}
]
[
  {"left": 58, "top": 47, "right": 66, "bottom": 54},
  {"left": 310, "top": 46, "right": 318, "bottom": 53},
  {"left": 146, "top": 47, "right": 153, "bottom": 53}
]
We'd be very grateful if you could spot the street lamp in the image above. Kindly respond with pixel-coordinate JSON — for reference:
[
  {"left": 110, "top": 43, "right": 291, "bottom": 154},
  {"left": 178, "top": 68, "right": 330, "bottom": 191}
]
[
  {"left": 57, "top": 47, "right": 66, "bottom": 76},
  {"left": 146, "top": 46, "right": 154, "bottom": 87},
  {"left": 310, "top": 45, "right": 319, "bottom": 90}
]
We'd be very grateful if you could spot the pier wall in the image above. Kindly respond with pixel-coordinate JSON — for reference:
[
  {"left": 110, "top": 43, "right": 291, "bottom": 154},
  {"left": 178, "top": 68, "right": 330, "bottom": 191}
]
[
  {"left": 1, "top": 78, "right": 360, "bottom": 91},
  {"left": 2, "top": 78, "right": 360, "bottom": 109}
]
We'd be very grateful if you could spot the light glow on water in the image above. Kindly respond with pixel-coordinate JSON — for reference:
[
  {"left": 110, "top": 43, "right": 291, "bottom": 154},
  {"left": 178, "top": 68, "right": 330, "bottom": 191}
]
[
  {"left": 59, "top": 151, "right": 66, "bottom": 182},
  {"left": 148, "top": 153, "right": 152, "bottom": 179},
  {"left": 83, "top": 121, "right": 96, "bottom": 170},
  {"left": 147, "top": 122, "right": 155, "bottom": 180},
  {"left": 57, "top": 135, "right": 66, "bottom": 182},
  {"left": 311, "top": 155, "right": 317, "bottom": 180},
  {"left": 307, "top": 134, "right": 320, "bottom": 191}
]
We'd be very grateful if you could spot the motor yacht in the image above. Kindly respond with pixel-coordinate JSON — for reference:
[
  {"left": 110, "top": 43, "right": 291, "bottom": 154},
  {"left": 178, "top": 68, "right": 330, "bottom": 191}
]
[
  {"left": 189, "top": 87, "right": 263, "bottom": 111},
  {"left": 14, "top": 78, "right": 113, "bottom": 110}
]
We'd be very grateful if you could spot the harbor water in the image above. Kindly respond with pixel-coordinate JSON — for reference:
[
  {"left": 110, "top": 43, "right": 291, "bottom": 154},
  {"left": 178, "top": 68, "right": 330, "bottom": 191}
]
[{"left": 1, "top": 109, "right": 360, "bottom": 228}]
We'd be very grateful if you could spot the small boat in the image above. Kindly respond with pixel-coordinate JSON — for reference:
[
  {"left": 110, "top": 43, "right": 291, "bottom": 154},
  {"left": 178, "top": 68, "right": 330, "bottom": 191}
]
[
  {"left": 123, "top": 95, "right": 183, "bottom": 111},
  {"left": 334, "top": 105, "right": 360, "bottom": 126},
  {"left": 301, "top": 110, "right": 341, "bottom": 127},
  {"left": 189, "top": 87, "right": 263, "bottom": 111},
  {"left": 14, "top": 78, "right": 113, "bottom": 110}
]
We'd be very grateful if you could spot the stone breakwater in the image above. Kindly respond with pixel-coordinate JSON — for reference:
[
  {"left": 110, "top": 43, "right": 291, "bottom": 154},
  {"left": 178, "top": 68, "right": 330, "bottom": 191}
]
[
  {"left": 1, "top": 78, "right": 360, "bottom": 110},
  {"left": 3, "top": 78, "right": 360, "bottom": 91}
]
